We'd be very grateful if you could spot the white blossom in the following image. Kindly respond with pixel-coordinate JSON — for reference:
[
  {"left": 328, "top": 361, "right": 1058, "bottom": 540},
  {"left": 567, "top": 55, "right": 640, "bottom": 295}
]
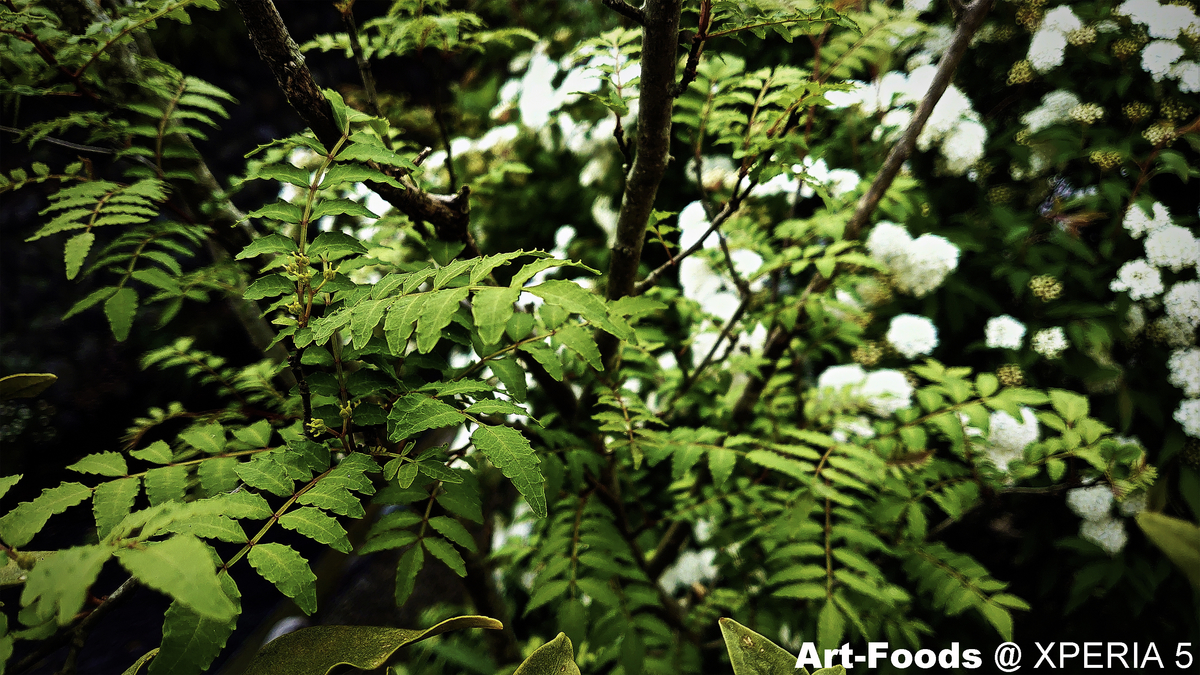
[
  {"left": 941, "top": 120, "right": 988, "bottom": 176},
  {"left": 866, "top": 221, "right": 912, "bottom": 263},
  {"left": 862, "top": 369, "right": 914, "bottom": 416},
  {"left": 1165, "top": 280, "right": 1200, "bottom": 330},
  {"left": 1118, "top": 0, "right": 1200, "bottom": 39},
  {"left": 1067, "top": 485, "right": 1114, "bottom": 521},
  {"left": 1125, "top": 303, "right": 1147, "bottom": 336},
  {"left": 904, "top": 0, "right": 934, "bottom": 12},
  {"left": 1080, "top": 517, "right": 1128, "bottom": 555},
  {"left": 1021, "top": 90, "right": 1080, "bottom": 133},
  {"left": 1176, "top": 399, "right": 1200, "bottom": 437},
  {"left": 1142, "top": 40, "right": 1185, "bottom": 81},
  {"left": 1169, "top": 348, "right": 1200, "bottom": 397},
  {"left": 887, "top": 314, "right": 939, "bottom": 359},
  {"left": 1173, "top": 60, "right": 1200, "bottom": 93},
  {"left": 867, "top": 223, "right": 961, "bottom": 297},
  {"left": 1145, "top": 225, "right": 1200, "bottom": 272},
  {"left": 1156, "top": 315, "right": 1198, "bottom": 347},
  {"left": 985, "top": 407, "right": 1039, "bottom": 470},
  {"left": 659, "top": 549, "right": 718, "bottom": 594},
  {"left": 985, "top": 315, "right": 1027, "bottom": 349},
  {"left": 1118, "top": 492, "right": 1148, "bottom": 516},
  {"left": 1042, "top": 5, "right": 1083, "bottom": 34},
  {"left": 1123, "top": 202, "right": 1172, "bottom": 238},
  {"left": 1032, "top": 327, "right": 1069, "bottom": 358},
  {"left": 818, "top": 364, "right": 868, "bottom": 391},
  {"left": 1029, "top": 28, "right": 1068, "bottom": 72},
  {"left": 1110, "top": 259, "right": 1164, "bottom": 299}
]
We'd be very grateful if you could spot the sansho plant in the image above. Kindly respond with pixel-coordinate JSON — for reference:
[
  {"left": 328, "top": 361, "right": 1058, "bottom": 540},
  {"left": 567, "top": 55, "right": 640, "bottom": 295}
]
[{"left": 0, "top": 0, "right": 1197, "bottom": 673}]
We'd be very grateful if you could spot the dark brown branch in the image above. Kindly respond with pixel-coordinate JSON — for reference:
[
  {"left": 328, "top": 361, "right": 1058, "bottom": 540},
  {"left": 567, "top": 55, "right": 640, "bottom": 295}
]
[
  {"left": 728, "top": 0, "right": 995, "bottom": 429},
  {"left": 601, "top": 0, "right": 645, "bottom": 24},
  {"left": 232, "top": 0, "right": 478, "bottom": 256},
  {"left": 843, "top": 0, "right": 995, "bottom": 241},
  {"left": 670, "top": 0, "right": 710, "bottom": 97}
]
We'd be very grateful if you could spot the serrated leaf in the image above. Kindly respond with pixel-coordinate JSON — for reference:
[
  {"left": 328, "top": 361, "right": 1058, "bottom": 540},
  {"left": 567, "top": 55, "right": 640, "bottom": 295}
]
[
  {"left": 244, "top": 274, "right": 296, "bottom": 301},
  {"left": 472, "top": 286, "right": 520, "bottom": 345},
  {"left": 487, "top": 356, "right": 527, "bottom": 402},
  {"left": 510, "top": 258, "right": 600, "bottom": 287},
  {"left": 68, "top": 451, "right": 127, "bottom": 476},
  {"left": 0, "top": 482, "right": 92, "bottom": 548},
  {"left": 212, "top": 491, "right": 273, "bottom": 520},
  {"left": 20, "top": 545, "right": 111, "bottom": 626},
  {"left": 94, "top": 477, "right": 140, "bottom": 539},
  {"left": 471, "top": 425, "right": 545, "bottom": 517},
  {"left": 394, "top": 545, "right": 424, "bottom": 606},
  {"left": 132, "top": 267, "right": 182, "bottom": 294},
  {"left": 336, "top": 142, "right": 416, "bottom": 169},
  {"left": 278, "top": 507, "right": 351, "bottom": 553},
  {"left": 311, "top": 198, "right": 378, "bottom": 221},
  {"left": 817, "top": 601, "right": 844, "bottom": 652},
  {"left": 244, "top": 615, "right": 502, "bottom": 675},
  {"left": 416, "top": 287, "right": 470, "bottom": 353},
  {"left": 232, "top": 420, "right": 273, "bottom": 448},
  {"left": 236, "top": 455, "right": 294, "bottom": 497},
  {"left": 309, "top": 231, "right": 368, "bottom": 258},
  {"left": 247, "top": 542, "right": 318, "bottom": 614},
  {"left": 145, "top": 465, "right": 188, "bottom": 505},
  {"left": 164, "top": 514, "right": 248, "bottom": 543},
  {"left": 63, "top": 287, "right": 118, "bottom": 320},
  {"left": 250, "top": 163, "right": 313, "bottom": 187},
  {"left": 115, "top": 535, "right": 237, "bottom": 621},
  {"left": 247, "top": 202, "right": 304, "bottom": 224},
  {"left": 105, "top": 286, "right": 139, "bottom": 341},
  {"left": 131, "top": 440, "right": 174, "bottom": 464},
  {"left": 556, "top": 324, "right": 602, "bottom": 370},
  {"left": 0, "top": 474, "right": 21, "bottom": 502},
  {"left": 319, "top": 163, "right": 403, "bottom": 190},
  {"left": 718, "top": 618, "right": 796, "bottom": 675},
  {"left": 426, "top": 516, "right": 476, "bottom": 552},
  {"left": 236, "top": 233, "right": 298, "bottom": 260},
  {"left": 297, "top": 482, "right": 363, "bottom": 518},
  {"left": 180, "top": 422, "right": 225, "bottom": 454},
  {"left": 708, "top": 448, "right": 736, "bottom": 488},
  {"left": 149, "top": 573, "right": 241, "bottom": 675},
  {"left": 387, "top": 394, "right": 465, "bottom": 442},
  {"left": 359, "top": 529, "right": 418, "bottom": 555},
  {"left": 464, "top": 399, "right": 532, "bottom": 419},
  {"left": 525, "top": 580, "right": 570, "bottom": 614},
  {"left": 518, "top": 341, "right": 563, "bottom": 381},
  {"left": 64, "top": 231, "right": 94, "bottom": 280},
  {"left": 422, "top": 535, "right": 466, "bottom": 576}
]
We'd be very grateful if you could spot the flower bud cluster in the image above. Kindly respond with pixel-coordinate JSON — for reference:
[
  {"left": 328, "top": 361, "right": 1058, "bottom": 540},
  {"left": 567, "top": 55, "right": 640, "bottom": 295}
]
[
  {"left": 997, "top": 364, "right": 1024, "bottom": 386},
  {"left": 1029, "top": 274, "right": 1062, "bottom": 300},
  {"left": 1088, "top": 150, "right": 1122, "bottom": 170},
  {"left": 1068, "top": 103, "right": 1105, "bottom": 124}
]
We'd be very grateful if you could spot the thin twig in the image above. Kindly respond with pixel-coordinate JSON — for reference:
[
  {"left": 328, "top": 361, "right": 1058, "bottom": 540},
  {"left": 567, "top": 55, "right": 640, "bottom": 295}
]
[
  {"left": 601, "top": 0, "right": 644, "bottom": 25},
  {"left": 0, "top": 125, "right": 114, "bottom": 153},
  {"left": 671, "top": 0, "right": 710, "bottom": 97},
  {"left": 14, "top": 578, "right": 138, "bottom": 674},
  {"left": 338, "top": 1, "right": 386, "bottom": 131}
]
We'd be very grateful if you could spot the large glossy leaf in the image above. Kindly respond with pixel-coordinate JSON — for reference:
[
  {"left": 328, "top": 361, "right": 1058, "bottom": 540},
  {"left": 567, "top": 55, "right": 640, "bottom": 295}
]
[
  {"left": 0, "top": 373, "right": 57, "bottom": 400},
  {"left": 1137, "top": 512, "right": 1200, "bottom": 590},
  {"left": 719, "top": 618, "right": 800, "bottom": 675},
  {"left": 243, "top": 615, "right": 503, "bottom": 675},
  {"left": 513, "top": 632, "right": 581, "bottom": 675}
]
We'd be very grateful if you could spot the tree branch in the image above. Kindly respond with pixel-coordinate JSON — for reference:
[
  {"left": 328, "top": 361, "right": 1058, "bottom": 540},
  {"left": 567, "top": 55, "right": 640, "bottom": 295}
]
[
  {"left": 231, "top": 0, "right": 478, "bottom": 256},
  {"left": 601, "top": 0, "right": 644, "bottom": 25},
  {"left": 729, "top": 0, "right": 994, "bottom": 428}
]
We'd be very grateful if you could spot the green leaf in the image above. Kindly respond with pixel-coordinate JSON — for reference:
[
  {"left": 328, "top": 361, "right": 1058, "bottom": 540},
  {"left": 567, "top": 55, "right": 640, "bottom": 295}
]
[
  {"left": 247, "top": 202, "right": 304, "bottom": 224},
  {"left": 358, "top": 529, "right": 418, "bottom": 556},
  {"left": 487, "top": 356, "right": 527, "bottom": 402},
  {"left": 978, "top": 602, "right": 1012, "bottom": 641},
  {"left": 115, "top": 535, "right": 237, "bottom": 621},
  {"left": 463, "top": 399, "right": 531, "bottom": 419},
  {"left": 0, "top": 482, "right": 92, "bottom": 548},
  {"left": 20, "top": 545, "right": 111, "bottom": 625},
  {"left": 817, "top": 600, "right": 844, "bottom": 652},
  {"left": 387, "top": 394, "right": 465, "bottom": 442},
  {"left": 718, "top": 618, "right": 797, "bottom": 675},
  {"left": 471, "top": 425, "right": 546, "bottom": 517},
  {"left": 236, "top": 455, "right": 294, "bottom": 497},
  {"left": 513, "top": 632, "right": 581, "bottom": 675},
  {"left": 279, "top": 507, "right": 351, "bottom": 553},
  {"left": 416, "top": 287, "right": 470, "bottom": 353},
  {"left": 975, "top": 373, "right": 999, "bottom": 398},
  {"left": 518, "top": 341, "right": 563, "bottom": 381},
  {"left": 232, "top": 420, "right": 273, "bottom": 448},
  {"left": 556, "top": 324, "right": 602, "bottom": 370},
  {"left": 0, "top": 373, "right": 58, "bottom": 401},
  {"left": 247, "top": 542, "right": 318, "bottom": 614},
  {"left": 213, "top": 491, "right": 273, "bottom": 520},
  {"left": 324, "top": 88, "right": 350, "bottom": 133},
  {"left": 708, "top": 448, "right": 737, "bottom": 488},
  {"left": 105, "top": 286, "right": 139, "bottom": 341},
  {"left": 1136, "top": 512, "right": 1200, "bottom": 590},
  {"left": 319, "top": 163, "right": 403, "bottom": 190},
  {"left": 244, "top": 616, "right": 503, "bottom": 675},
  {"left": 67, "top": 451, "right": 127, "bottom": 477},
  {"left": 94, "top": 477, "right": 140, "bottom": 539},
  {"left": 472, "top": 287, "right": 520, "bottom": 345},
  {"left": 248, "top": 164, "right": 313, "bottom": 188},
  {"left": 423, "top": 535, "right": 467, "bottom": 576},
  {"left": 131, "top": 440, "right": 174, "bottom": 464},
  {"left": 395, "top": 545, "right": 424, "bottom": 606},
  {"left": 149, "top": 574, "right": 241, "bottom": 675},
  {"left": 0, "top": 474, "right": 21, "bottom": 502},
  {"left": 525, "top": 580, "right": 570, "bottom": 614},
  {"left": 426, "top": 516, "right": 477, "bottom": 553},
  {"left": 164, "top": 514, "right": 248, "bottom": 543},
  {"left": 311, "top": 198, "right": 378, "bottom": 221},
  {"left": 64, "top": 231, "right": 94, "bottom": 280},
  {"left": 180, "top": 423, "right": 226, "bottom": 454},
  {"left": 244, "top": 274, "right": 296, "bottom": 301},
  {"left": 510, "top": 258, "right": 600, "bottom": 287},
  {"left": 309, "top": 230, "right": 369, "bottom": 258},
  {"left": 1049, "top": 389, "right": 1089, "bottom": 424},
  {"left": 236, "top": 233, "right": 298, "bottom": 260},
  {"left": 145, "top": 465, "right": 188, "bottom": 505},
  {"left": 336, "top": 143, "right": 416, "bottom": 170}
]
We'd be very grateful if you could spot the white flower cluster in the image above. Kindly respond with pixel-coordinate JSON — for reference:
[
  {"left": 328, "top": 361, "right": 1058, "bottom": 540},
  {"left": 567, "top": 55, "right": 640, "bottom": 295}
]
[
  {"left": 887, "top": 314, "right": 939, "bottom": 359},
  {"left": 1109, "top": 259, "right": 1164, "bottom": 299},
  {"left": 1028, "top": 6, "right": 1081, "bottom": 73},
  {"left": 1166, "top": 281, "right": 1200, "bottom": 331},
  {"left": 1123, "top": 202, "right": 1172, "bottom": 238},
  {"left": 1117, "top": 0, "right": 1200, "bottom": 91},
  {"left": 824, "top": 66, "right": 986, "bottom": 176},
  {"left": 985, "top": 407, "right": 1039, "bottom": 471},
  {"left": 1021, "top": 90, "right": 1080, "bottom": 133},
  {"left": 816, "top": 365, "right": 914, "bottom": 417},
  {"left": 1066, "top": 484, "right": 1127, "bottom": 555},
  {"left": 1168, "top": 348, "right": 1200, "bottom": 397},
  {"left": 985, "top": 315, "right": 1026, "bottom": 349},
  {"left": 866, "top": 222, "right": 961, "bottom": 297},
  {"left": 1145, "top": 225, "right": 1200, "bottom": 272},
  {"left": 1175, "top": 399, "right": 1200, "bottom": 437},
  {"left": 1032, "top": 327, "right": 1069, "bottom": 358}
]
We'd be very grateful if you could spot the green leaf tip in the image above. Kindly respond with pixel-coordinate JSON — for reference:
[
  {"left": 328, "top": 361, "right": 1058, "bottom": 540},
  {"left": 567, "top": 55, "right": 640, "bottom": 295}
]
[
  {"left": 718, "top": 618, "right": 800, "bottom": 675},
  {"left": 244, "top": 615, "right": 503, "bottom": 675},
  {"left": 513, "top": 632, "right": 581, "bottom": 675}
]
